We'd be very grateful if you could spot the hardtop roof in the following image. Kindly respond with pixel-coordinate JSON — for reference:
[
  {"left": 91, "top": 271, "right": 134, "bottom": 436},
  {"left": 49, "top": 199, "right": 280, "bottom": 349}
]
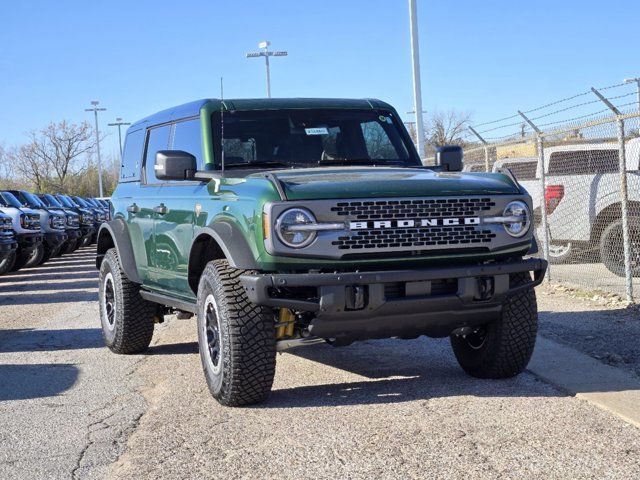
[{"left": 129, "top": 98, "right": 394, "bottom": 130}]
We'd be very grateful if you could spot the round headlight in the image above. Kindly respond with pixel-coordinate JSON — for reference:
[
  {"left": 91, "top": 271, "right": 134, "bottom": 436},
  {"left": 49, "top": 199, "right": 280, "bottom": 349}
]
[
  {"left": 276, "top": 208, "right": 317, "bottom": 248},
  {"left": 503, "top": 201, "right": 530, "bottom": 237}
]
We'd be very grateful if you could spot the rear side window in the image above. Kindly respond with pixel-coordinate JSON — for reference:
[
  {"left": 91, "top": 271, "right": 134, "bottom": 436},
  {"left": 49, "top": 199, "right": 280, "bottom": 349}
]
[
  {"left": 172, "top": 119, "right": 203, "bottom": 167},
  {"left": 120, "top": 129, "right": 145, "bottom": 182},
  {"left": 503, "top": 161, "right": 537, "bottom": 180},
  {"left": 548, "top": 149, "right": 618, "bottom": 175},
  {"left": 144, "top": 125, "right": 171, "bottom": 184}
]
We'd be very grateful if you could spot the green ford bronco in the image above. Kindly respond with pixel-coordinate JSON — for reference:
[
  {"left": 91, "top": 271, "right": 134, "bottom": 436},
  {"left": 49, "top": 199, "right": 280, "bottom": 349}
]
[{"left": 96, "top": 98, "right": 547, "bottom": 406}]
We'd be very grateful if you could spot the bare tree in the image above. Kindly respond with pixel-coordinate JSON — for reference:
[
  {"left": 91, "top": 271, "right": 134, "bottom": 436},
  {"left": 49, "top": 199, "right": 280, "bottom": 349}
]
[
  {"left": 9, "top": 121, "right": 97, "bottom": 193},
  {"left": 425, "top": 109, "right": 472, "bottom": 147}
]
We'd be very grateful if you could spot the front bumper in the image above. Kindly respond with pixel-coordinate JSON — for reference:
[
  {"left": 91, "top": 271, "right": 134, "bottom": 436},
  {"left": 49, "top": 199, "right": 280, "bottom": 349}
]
[
  {"left": 44, "top": 231, "right": 68, "bottom": 249},
  {"left": 241, "top": 258, "right": 547, "bottom": 340},
  {"left": 0, "top": 238, "right": 18, "bottom": 255},
  {"left": 80, "top": 225, "right": 95, "bottom": 239},
  {"left": 66, "top": 228, "right": 82, "bottom": 241},
  {"left": 16, "top": 232, "right": 43, "bottom": 252}
]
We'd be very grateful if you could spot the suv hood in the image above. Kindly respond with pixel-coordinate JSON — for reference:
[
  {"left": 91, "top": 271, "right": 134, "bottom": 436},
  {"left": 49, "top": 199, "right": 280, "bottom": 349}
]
[{"left": 268, "top": 167, "right": 520, "bottom": 200}]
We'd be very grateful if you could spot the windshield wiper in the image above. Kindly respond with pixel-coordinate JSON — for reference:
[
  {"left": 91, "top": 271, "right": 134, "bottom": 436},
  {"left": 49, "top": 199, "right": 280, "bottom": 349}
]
[
  {"left": 224, "top": 160, "right": 307, "bottom": 169},
  {"left": 318, "top": 158, "right": 412, "bottom": 166}
]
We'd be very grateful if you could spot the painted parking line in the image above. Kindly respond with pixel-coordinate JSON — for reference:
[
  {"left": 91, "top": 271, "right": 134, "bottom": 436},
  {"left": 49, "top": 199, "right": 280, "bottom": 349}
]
[{"left": 529, "top": 337, "right": 640, "bottom": 428}]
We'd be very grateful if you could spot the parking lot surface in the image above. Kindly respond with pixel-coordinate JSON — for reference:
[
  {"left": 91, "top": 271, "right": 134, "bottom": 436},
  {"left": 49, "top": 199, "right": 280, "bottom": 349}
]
[{"left": 1, "top": 250, "right": 640, "bottom": 479}]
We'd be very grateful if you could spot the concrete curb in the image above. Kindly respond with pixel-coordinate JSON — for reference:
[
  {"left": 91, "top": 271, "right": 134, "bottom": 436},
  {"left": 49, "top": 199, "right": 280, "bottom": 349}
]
[{"left": 529, "top": 336, "right": 640, "bottom": 428}]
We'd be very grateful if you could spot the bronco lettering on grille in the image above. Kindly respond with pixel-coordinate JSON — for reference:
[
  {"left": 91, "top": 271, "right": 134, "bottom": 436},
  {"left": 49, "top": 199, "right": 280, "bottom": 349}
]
[{"left": 349, "top": 217, "right": 481, "bottom": 230}]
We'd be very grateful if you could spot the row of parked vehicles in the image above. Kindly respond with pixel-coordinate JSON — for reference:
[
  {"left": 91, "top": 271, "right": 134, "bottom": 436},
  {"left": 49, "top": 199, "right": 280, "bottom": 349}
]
[{"left": 0, "top": 191, "right": 110, "bottom": 274}]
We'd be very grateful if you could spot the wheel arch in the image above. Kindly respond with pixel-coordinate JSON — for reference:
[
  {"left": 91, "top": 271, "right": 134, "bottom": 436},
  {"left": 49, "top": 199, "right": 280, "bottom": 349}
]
[
  {"left": 590, "top": 201, "right": 640, "bottom": 244},
  {"left": 187, "top": 222, "right": 259, "bottom": 294},
  {"left": 96, "top": 219, "right": 142, "bottom": 284}
]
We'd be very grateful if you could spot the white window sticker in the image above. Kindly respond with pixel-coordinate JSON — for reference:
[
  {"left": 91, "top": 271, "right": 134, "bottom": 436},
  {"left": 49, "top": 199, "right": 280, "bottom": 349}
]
[{"left": 305, "top": 127, "right": 329, "bottom": 135}]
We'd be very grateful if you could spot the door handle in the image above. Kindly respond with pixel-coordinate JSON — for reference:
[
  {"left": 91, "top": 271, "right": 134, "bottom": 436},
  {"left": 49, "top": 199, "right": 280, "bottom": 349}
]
[
  {"left": 126, "top": 203, "right": 140, "bottom": 213},
  {"left": 154, "top": 203, "right": 168, "bottom": 215}
]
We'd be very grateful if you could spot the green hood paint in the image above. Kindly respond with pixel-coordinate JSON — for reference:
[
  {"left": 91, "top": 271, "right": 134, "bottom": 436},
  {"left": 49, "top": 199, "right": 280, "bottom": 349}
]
[{"left": 268, "top": 167, "right": 520, "bottom": 200}]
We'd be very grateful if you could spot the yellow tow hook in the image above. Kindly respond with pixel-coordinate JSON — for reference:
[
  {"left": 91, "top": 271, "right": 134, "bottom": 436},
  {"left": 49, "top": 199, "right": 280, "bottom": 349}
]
[{"left": 276, "top": 308, "right": 296, "bottom": 339}]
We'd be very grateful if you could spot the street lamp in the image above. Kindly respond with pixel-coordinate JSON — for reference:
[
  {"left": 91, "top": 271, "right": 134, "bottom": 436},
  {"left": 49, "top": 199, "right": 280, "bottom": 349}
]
[
  {"left": 246, "top": 41, "right": 288, "bottom": 98},
  {"left": 108, "top": 117, "right": 131, "bottom": 159},
  {"left": 85, "top": 101, "right": 106, "bottom": 197},
  {"left": 408, "top": 0, "right": 426, "bottom": 161},
  {"left": 624, "top": 77, "right": 640, "bottom": 112}
]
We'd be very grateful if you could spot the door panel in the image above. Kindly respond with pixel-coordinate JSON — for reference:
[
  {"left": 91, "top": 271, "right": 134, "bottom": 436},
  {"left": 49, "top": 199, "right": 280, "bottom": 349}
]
[
  {"left": 151, "top": 183, "right": 211, "bottom": 298},
  {"left": 125, "top": 185, "right": 162, "bottom": 286}
]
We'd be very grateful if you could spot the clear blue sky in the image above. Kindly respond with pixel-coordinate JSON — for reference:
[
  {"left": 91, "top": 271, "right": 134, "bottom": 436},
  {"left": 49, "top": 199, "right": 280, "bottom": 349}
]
[{"left": 0, "top": 0, "right": 638, "bottom": 156}]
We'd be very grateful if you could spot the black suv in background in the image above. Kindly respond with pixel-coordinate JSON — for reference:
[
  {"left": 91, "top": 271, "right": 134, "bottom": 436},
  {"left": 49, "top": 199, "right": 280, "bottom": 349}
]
[
  {"left": 38, "top": 193, "right": 82, "bottom": 255},
  {"left": 56, "top": 194, "right": 95, "bottom": 248},
  {"left": 71, "top": 196, "right": 105, "bottom": 243}
]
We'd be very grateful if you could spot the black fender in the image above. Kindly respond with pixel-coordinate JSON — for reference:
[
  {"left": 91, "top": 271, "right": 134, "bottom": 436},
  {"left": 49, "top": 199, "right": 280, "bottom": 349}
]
[
  {"left": 96, "top": 219, "right": 142, "bottom": 284},
  {"left": 187, "top": 221, "right": 259, "bottom": 294},
  {"left": 190, "top": 221, "right": 259, "bottom": 270}
]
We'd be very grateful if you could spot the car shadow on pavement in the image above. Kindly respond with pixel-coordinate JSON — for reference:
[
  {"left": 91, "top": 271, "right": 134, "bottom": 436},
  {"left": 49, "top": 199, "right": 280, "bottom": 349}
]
[
  {"left": 147, "top": 341, "right": 199, "bottom": 356},
  {"left": 0, "top": 280, "right": 98, "bottom": 293},
  {"left": 0, "top": 364, "right": 79, "bottom": 401},
  {"left": 0, "top": 328, "right": 104, "bottom": 353},
  {"left": 0, "top": 291, "right": 98, "bottom": 305},
  {"left": 0, "top": 271, "right": 98, "bottom": 283},
  {"left": 257, "top": 338, "right": 567, "bottom": 408}
]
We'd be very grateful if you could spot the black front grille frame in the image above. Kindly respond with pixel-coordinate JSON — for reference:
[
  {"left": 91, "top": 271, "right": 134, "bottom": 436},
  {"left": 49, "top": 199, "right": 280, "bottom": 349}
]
[{"left": 264, "top": 195, "right": 532, "bottom": 260}]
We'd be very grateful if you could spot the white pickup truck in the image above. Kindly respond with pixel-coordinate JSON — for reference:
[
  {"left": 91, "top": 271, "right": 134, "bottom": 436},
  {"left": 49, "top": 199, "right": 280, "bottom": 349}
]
[{"left": 492, "top": 138, "right": 640, "bottom": 276}]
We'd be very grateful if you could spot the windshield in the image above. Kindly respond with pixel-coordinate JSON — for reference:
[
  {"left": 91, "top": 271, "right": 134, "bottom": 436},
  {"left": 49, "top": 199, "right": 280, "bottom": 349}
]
[
  {"left": 16, "top": 191, "right": 46, "bottom": 209},
  {"left": 73, "top": 197, "right": 90, "bottom": 208},
  {"left": 0, "top": 192, "right": 25, "bottom": 208},
  {"left": 41, "top": 194, "right": 64, "bottom": 208},
  {"left": 57, "top": 195, "right": 76, "bottom": 208},
  {"left": 213, "top": 109, "right": 420, "bottom": 169}
]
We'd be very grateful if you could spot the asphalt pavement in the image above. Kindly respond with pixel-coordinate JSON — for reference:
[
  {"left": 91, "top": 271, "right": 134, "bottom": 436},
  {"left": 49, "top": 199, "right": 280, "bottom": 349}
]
[{"left": 1, "top": 249, "right": 639, "bottom": 479}]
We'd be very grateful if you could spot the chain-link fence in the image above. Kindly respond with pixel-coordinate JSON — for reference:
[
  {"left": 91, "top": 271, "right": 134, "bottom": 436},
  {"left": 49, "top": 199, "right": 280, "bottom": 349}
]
[{"left": 451, "top": 82, "right": 640, "bottom": 302}]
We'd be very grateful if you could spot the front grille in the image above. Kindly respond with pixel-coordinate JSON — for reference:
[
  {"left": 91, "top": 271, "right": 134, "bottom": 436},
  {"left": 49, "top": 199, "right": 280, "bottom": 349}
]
[
  {"left": 0, "top": 218, "right": 13, "bottom": 236},
  {"left": 67, "top": 215, "right": 80, "bottom": 228},
  {"left": 330, "top": 198, "right": 497, "bottom": 251},
  {"left": 267, "top": 195, "right": 525, "bottom": 260},
  {"left": 26, "top": 214, "right": 40, "bottom": 230},
  {"left": 330, "top": 198, "right": 495, "bottom": 220},
  {"left": 52, "top": 215, "right": 66, "bottom": 230}
]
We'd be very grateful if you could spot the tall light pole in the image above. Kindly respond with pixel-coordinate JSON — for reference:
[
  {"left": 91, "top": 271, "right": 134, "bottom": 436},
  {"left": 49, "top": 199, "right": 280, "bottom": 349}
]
[
  {"left": 246, "top": 41, "right": 288, "bottom": 98},
  {"left": 624, "top": 77, "right": 640, "bottom": 112},
  {"left": 409, "top": 0, "right": 426, "bottom": 161},
  {"left": 108, "top": 117, "right": 131, "bottom": 159},
  {"left": 85, "top": 101, "right": 106, "bottom": 197}
]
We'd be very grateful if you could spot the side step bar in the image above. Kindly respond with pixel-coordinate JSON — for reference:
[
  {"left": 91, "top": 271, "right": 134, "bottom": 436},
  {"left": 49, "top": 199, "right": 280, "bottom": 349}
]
[{"left": 139, "top": 290, "right": 198, "bottom": 314}]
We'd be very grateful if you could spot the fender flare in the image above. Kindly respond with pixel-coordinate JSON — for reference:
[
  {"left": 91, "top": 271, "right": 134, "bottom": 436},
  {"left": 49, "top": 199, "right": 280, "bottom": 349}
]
[
  {"left": 190, "top": 221, "right": 259, "bottom": 271},
  {"left": 96, "top": 219, "right": 142, "bottom": 284}
]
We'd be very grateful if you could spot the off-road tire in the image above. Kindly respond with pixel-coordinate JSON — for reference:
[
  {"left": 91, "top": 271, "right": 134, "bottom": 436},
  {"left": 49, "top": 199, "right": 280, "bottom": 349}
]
[
  {"left": 98, "top": 247, "right": 155, "bottom": 353},
  {"left": 197, "top": 259, "right": 276, "bottom": 406},
  {"left": 600, "top": 218, "right": 640, "bottom": 277},
  {"left": 11, "top": 246, "right": 40, "bottom": 271},
  {"left": 39, "top": 246, "right": 57, "bottom": 265},
  {"left": 0, "top": 250, "right": 16, "bottom": 275},
  {"left": 450, "top": 272, "right": 538, "bottom": 378},
  {"left": 24, "top": 243, "right": 44, "bottom": 268},
  {"left": 62, "top": 240, "right": 76, "bottom": 255}
]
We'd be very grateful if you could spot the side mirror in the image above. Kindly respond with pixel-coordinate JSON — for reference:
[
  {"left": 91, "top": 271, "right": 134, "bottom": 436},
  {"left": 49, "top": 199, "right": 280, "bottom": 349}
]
[
  {"left": 436, "top": 145, "right": 463, "bottom": 172},
  {"left": 154, "top": 150, "right": 197, "bottom": 181}
]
